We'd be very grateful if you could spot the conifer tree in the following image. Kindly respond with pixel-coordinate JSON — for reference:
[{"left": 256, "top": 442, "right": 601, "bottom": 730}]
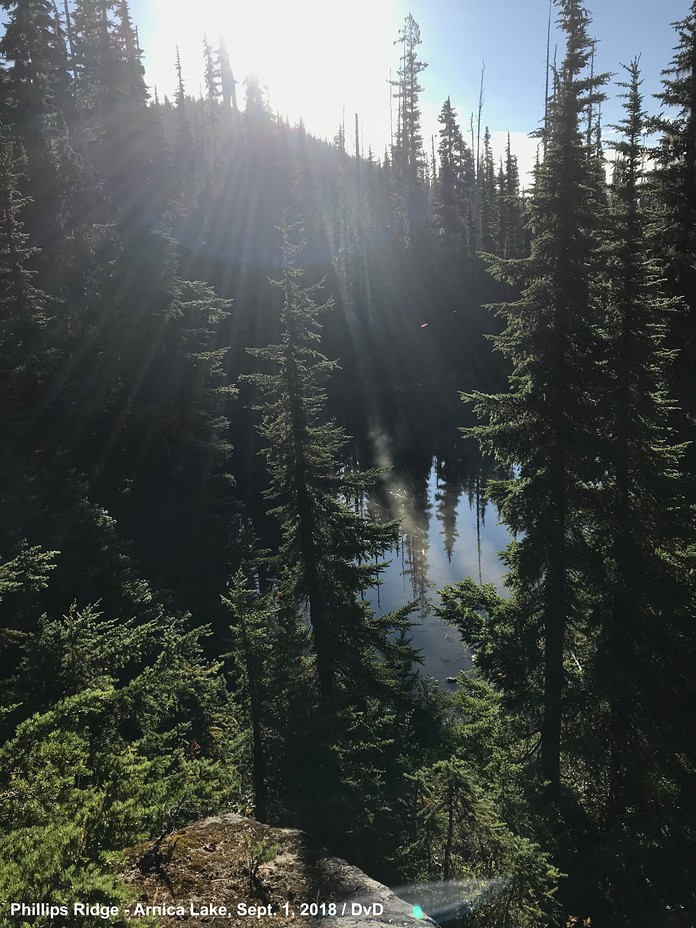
[
  {"left": 410, "top": 756, "right": 558, "bottom": 924},
  {"left": 498, "top": 133, "right": 524, "bottom": 257},
  {"left": 654, "top": 1, "right": 696, "bottom": 466},
  {"left": 223, "top": 566, "right": 314, "bottom": 824},
  {"left": 114, "top": 0, "right": 145, "bottom": 104},
  {"left": 463, "top": 0, "right": 609, "bottom": 795},
  {"left": 479, "top": 126, "right": 499, "bottom": 253},
  {"left": 0, "top": 137, "right": 52, "bottom": 441},
  {"left": 600, "top": 57, "right": 681, "bottom": 813},
  {"left": 217, "top": 40, "right": 238, "bottom": 112},
  {"left": 0, "top": 0, "right": 72, "bottom": 119},
  {"left": 245, "top": 224, "right": 406, "bottom": 703},
  {"left": 391, "top": 14, "right": 427, "bottom": 245},
  {"left": 586, "top": 59, "right": 696, "bottom": 921},
  {"left": 0, "top": 550, "right": 240, "bottom": 910},
  {"left": 203, "top": 34, "right": 220, "bottom": 101},
  {"left": 200, "top": 35, "right": 223, "bottom": 167},
  {"left": 223, "top": 571, "right": 271, "bottom": 822},
  {"left": 70, "top": 0, "right": 155, "bottom": 221},
  {"left": 172, "top": 43, "right": 192, "bottom": 143},
  {"left": 72, "top": 0, "right": 145, "bottom": 116},
  {"left": 243, "top": 72, "right": 271, "bottom": 144},
  {"left": 0, "top": 0, "right": 73, "bottom": 264},
  {"left": 434, "top": 97, "right": 474, "bottom": 252}
]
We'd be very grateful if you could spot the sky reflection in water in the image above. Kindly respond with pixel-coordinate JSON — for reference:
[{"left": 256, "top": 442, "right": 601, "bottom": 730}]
[{"left": 365, "top": 443, "right": 511, "bottom": 686}]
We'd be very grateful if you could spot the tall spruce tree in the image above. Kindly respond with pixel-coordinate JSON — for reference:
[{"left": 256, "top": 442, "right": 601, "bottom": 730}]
[
  {"left": 0, "top": 0, "right": 71, "bottom": 120},
  {"left": 588, "top": 59, "right": 696, "bottom": 923},
  {"left": 463, "top": 0, "right": 609, "bottom": 795},
  {"left": 203, "top": 34, "right": 220, "bottom": 101},
  {"left": 223, "top": 565, "right": 315, "bottom": 825},
  {"left": 71, "top": 0, "right": 151, "bottom": 210},
  {"left": 217, "top": 40, "right": 238, "bottom": 112},
  {"left": 0, "top": 136, "right": 52, "bottom": 444},
  {"left": 114, "top": 0, "right": 146, "bottom": 103},
  {"left": 654, "top": 1, "right": 696, "bottom": 470},
  {"left": 245, "top": 223, "right": 408, "bottom": 703},
  {"left": 434, "top": 96, "right": 474, "bottom": 252},
  {"left": 72, "top": 0, "right": 130, "bottom": 115},
  {"left": 601, "top": 56, "right": 686, "bottom": 817},
  {"left": 0, "top": 0, "right": 74, "bottom": 266},
  {"left": 498, "top": 133, "right": 525, "bottom": 257},
  {"left": 390, "top": 14, "right": 427, "bottom": 245},
  {"left": 479, "top": 126, "right": 499, "bottom": 252}
]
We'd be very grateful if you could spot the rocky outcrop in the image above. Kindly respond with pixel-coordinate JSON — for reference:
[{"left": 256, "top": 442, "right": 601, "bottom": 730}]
[{"left": 124, "top": 814, "right": 438, "bottom": 928}]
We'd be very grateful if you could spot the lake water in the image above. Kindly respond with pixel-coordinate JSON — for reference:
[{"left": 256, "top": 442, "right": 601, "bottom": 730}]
[
  {"left": 235, "top": 392, "right": 512, "bottom": 687},
  {"left": 355, "top": 426, "right": 512, "bottom": 687}
]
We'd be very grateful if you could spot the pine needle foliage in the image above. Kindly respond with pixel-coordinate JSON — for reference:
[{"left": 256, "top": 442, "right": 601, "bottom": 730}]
[
  {"left": 583, "top": 58, "right": 696, "bottom": 923},
  {"left": 0, "top": 136, "right": 53, "bottom": 443},
  {"left": 0, "top": 548, "right": 242, "bottom": 925},
  {"left": 653, "top": 0, "right": 696, "bottom": 464},
  {"left": 245, "top": 223, "right": 408, "bottom": 703},
  {"left": 463, "top": 0, "right": 610, "bottom": 795},
  {"left": 410, "top": 756, "right": 559, "bottom": 928}
]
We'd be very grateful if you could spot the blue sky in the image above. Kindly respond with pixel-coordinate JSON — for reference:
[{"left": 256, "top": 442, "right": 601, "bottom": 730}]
[
  {"left": 132, "top": 0, "right": 690, "bottom": 177},
  {"left": 401, "top": 0, "right": 688, "bottom": 129}
]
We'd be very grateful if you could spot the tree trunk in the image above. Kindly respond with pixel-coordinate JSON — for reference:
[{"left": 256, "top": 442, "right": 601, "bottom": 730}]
[
  {"left": 541, "top": 441, "right": 567, "bottom": 795},
  {"left": 239, "top": 610, "right": 268, "bottom": 823},
  {"left": 443, "top": 781, "right": 454, "bottom": 881}
]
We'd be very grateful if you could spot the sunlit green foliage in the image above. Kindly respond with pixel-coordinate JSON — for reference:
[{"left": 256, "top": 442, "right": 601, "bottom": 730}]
[
  {"left": 1, "top": 2, "right": 695, "bottom": 927},
  {"left": 0, "top": 549, "right": 241, "bottom": 923},
  {"left": 410, "top": 757, "right": 559, "bottom": 928}
]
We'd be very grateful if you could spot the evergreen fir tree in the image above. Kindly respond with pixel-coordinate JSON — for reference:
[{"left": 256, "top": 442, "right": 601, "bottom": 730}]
[
  {"left": 0, "top": 137, "right": 52, "bottom": 443},
  {"left": 499, "top": 133, "right": 525, "bottom": 257},
  {"left": 0, "top": 557, "right": 240, "bottom": 912},
  {"left": 588, "top": 59, "right": 696, "bottom": 923},
  {"left": 203, "top": 34, "right": 220, "bottom": 101},
  {"left": 173, "top": 43, "right": 193, "bottom": 160},
  {"left": 71, "top": 0, "right": 155, "bottom": 222},
  {"left": 434, "top": 96, "right": 474, "bottom": 253},
  {"left": 410, "top": 756, "right": 558, "bottom": 924},
  {"left": 479, "top": 126, "right": 499, "bottom": 253},
  {"left": 654, "top": 0, "right": 696, "bottom": 468},
  {"left": 114, "top": 0, "right": 146, "bottom": 103},
  {"left": 390, "top": 14, "right": 427, "bottom": 245},
  {"left": 72, "top": 0, "right": 143, "bottom": 116},
  {"left": 223, "top": 566, "right": 314, "bottom": 824},
  {"left": 217, "top": 40, "right": 238, "bottom": 113},
  {"left": 0, "top": 0, "right": 74, "bottom": 265},
  {"left": 463, "top": 0, "right": 609, "bottom": 795},
  {"left": 243, "top": 72, "right": 271, "bottom": 146},
  {"left": 245, "top": 224, "right": 407, "bottom": 703},
  {"left": 0, "top": 0, "right": 72, "bottom": 119},
  {"left": 223, "top": 571, "right": 271, "bottom": 823}
]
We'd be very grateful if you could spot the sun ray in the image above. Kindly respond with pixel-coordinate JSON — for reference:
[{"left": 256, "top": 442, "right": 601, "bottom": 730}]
[{"left": 150, "top": 0, "right": 397, "bottom": 147}]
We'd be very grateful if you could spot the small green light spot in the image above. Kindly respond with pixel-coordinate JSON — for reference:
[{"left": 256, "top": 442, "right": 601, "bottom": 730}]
[{"left": 412, "top": 905, "right": 424, "bottom": 920}]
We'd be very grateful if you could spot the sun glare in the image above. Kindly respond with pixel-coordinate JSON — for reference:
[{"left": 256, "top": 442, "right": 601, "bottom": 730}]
[{"left": 153, "top": 0, "right": 398, "bottom": 150}]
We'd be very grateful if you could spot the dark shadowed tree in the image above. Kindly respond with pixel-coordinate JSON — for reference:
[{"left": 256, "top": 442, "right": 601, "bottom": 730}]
[
  {"left": 245, "top": 223, "right": 409, "bottom": 703},
  {"left": 390, "top": 14, "right": 428, "bottom": 246},
  {"left": 590, "top": 58, "right": 696, "bottom": 923},
  {"left": 654, "top": 0, "right": 696, "bottom": 469},
  {"left": 464, "top": 0, "right": 609, "bottom": 795}
]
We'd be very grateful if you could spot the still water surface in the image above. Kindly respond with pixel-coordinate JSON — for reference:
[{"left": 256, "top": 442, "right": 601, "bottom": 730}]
[
  {"left": 236, "top": 395, "right": 512, "bottom": 687},
  {"left": 356, "top": 429, "right": 512, "bottom": 686}
]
